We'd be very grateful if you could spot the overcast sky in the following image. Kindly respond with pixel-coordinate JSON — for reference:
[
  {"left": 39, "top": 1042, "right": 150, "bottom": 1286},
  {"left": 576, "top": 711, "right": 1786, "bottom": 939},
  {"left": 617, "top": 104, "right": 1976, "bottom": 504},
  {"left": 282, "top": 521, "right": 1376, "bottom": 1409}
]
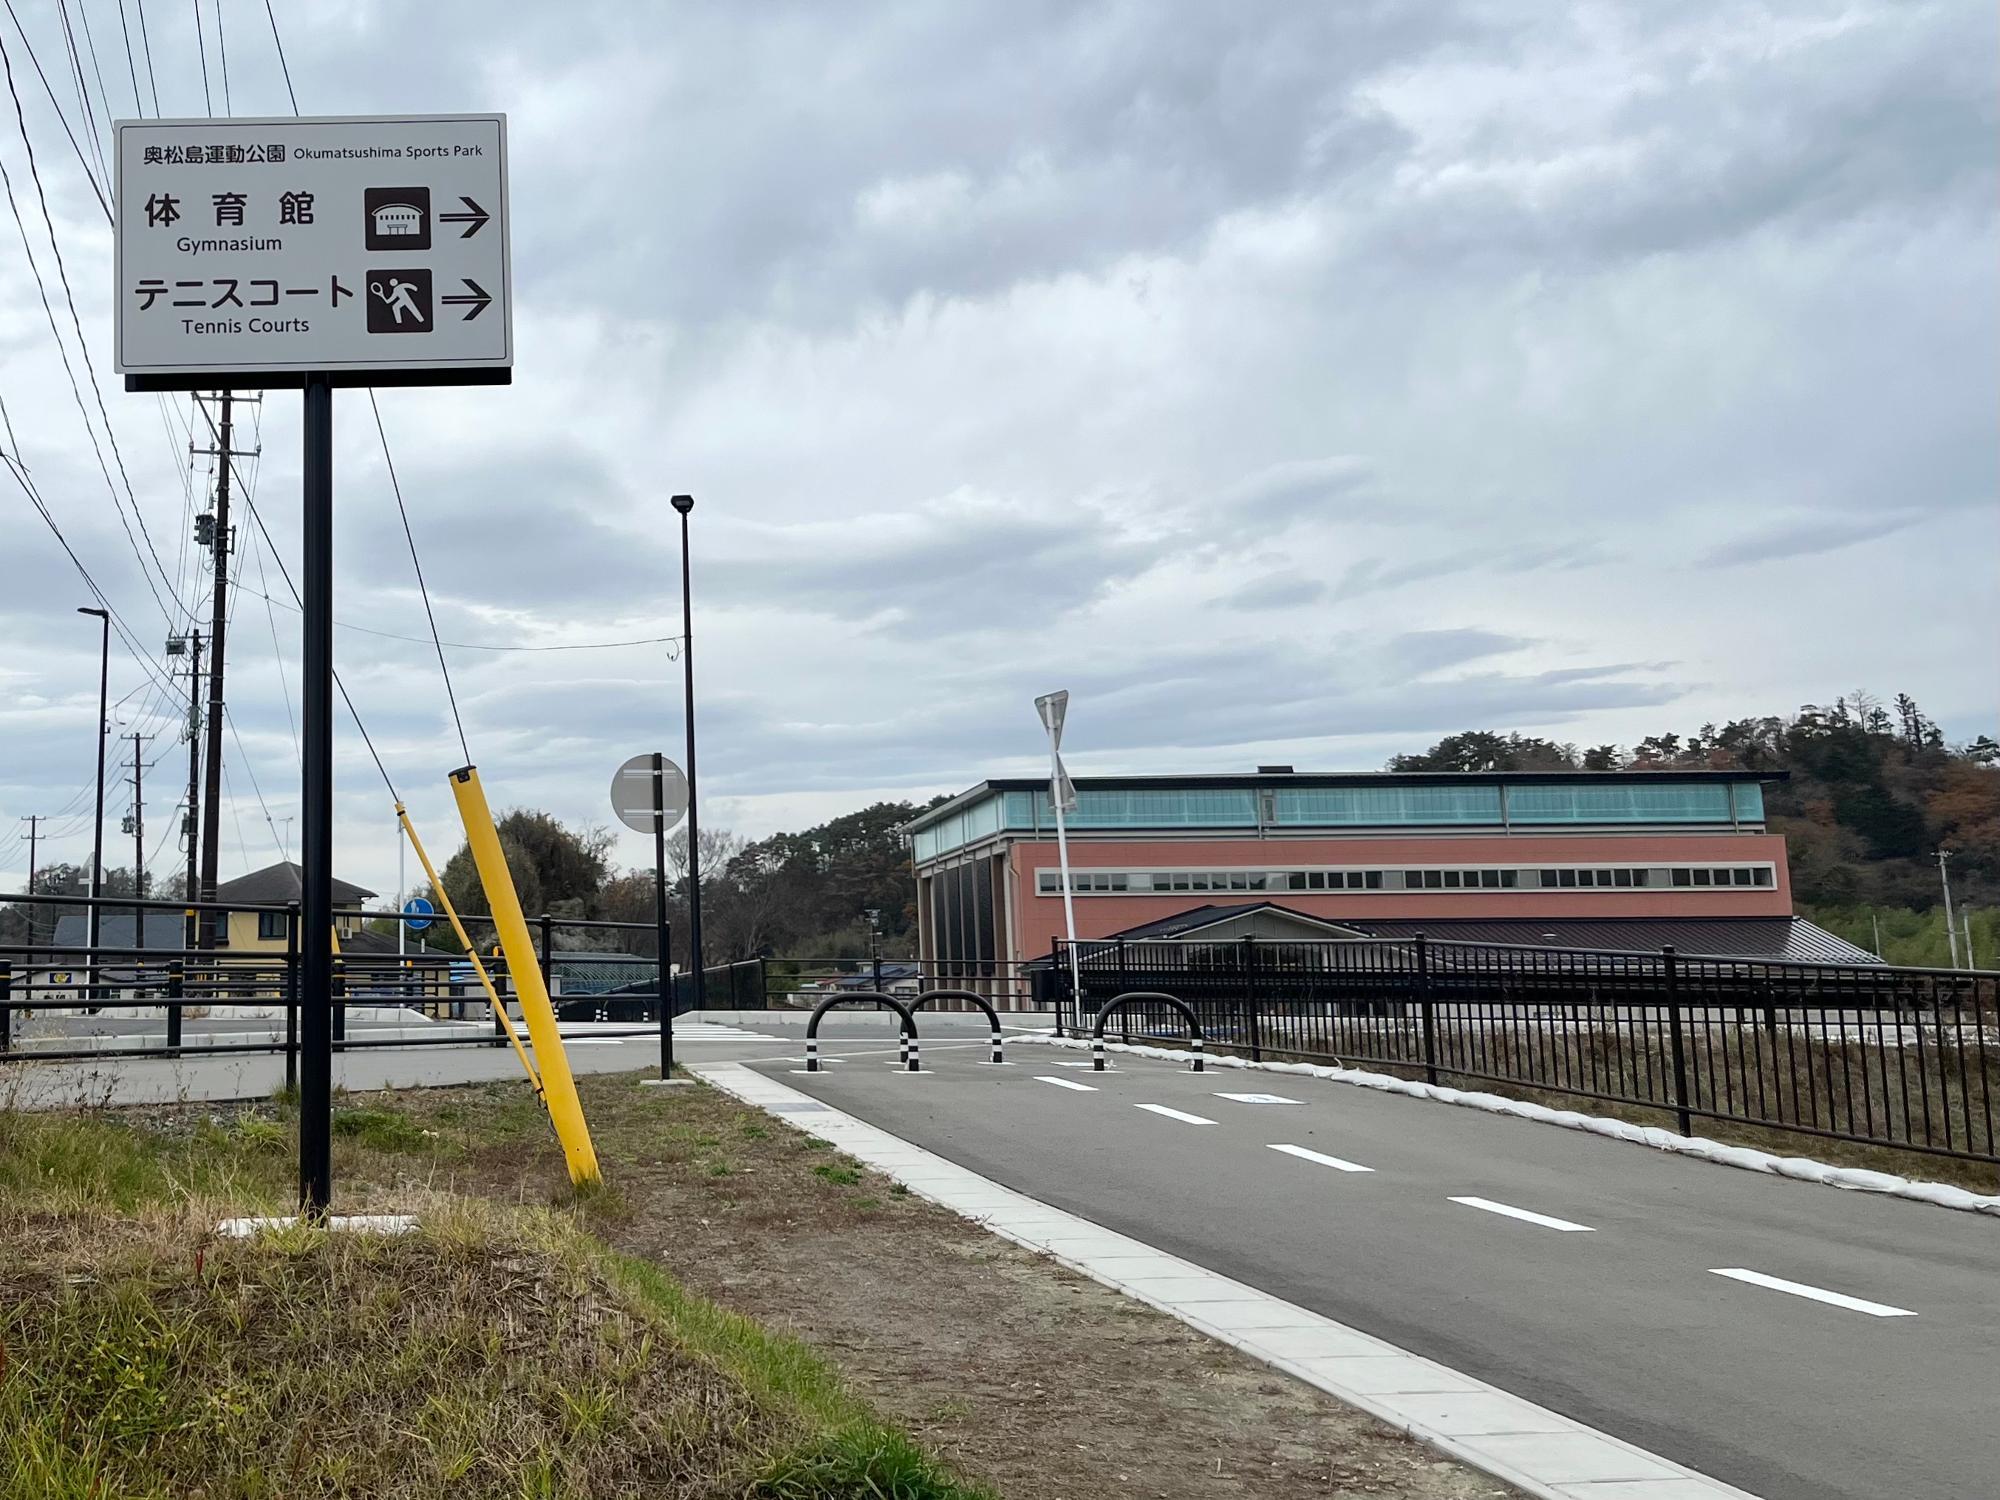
[{"left": 1, "top": 0, "right": 1994, "bottom": 902}]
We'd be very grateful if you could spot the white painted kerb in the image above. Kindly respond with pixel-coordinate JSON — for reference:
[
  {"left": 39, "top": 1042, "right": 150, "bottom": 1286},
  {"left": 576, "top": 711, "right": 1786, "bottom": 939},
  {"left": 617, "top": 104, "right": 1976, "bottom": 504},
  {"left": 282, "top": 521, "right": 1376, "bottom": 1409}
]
[{"left": 691, "top": 1061, "right": 1762, "bottom": 1500}]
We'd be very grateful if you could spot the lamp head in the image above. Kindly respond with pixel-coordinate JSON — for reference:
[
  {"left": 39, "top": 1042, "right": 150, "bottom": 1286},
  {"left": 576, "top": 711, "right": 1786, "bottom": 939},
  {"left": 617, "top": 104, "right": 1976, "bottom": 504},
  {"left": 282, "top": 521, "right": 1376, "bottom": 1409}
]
[
  {"left": 670, "top": 494, "right": 694, "bottom": 515},
  {"left": 77, "top": 606, "right": 108, "bottom": 620}
]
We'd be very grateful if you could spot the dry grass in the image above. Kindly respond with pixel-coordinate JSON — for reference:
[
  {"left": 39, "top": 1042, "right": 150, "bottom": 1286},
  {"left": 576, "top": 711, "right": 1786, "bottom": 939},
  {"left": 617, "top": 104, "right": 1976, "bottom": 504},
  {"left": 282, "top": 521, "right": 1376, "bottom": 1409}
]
[{"left": 0, "top": 1104, "right": 994, "bottom": 1500}]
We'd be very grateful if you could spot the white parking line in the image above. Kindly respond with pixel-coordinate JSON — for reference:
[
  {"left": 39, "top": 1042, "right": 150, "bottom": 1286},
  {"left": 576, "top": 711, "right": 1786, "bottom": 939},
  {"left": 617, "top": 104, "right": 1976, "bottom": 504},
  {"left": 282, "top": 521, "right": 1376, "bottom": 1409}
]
[
  {"left": 1134, "top": 1103, "right": 1216, "bottom": 1125},
  {"left": 1267, "top": 1143, "right": 1374, "bottom": 1173},
  {"left": 1214, "top": 1091, "right": 1303, "bottom": 1105},
  {"left": 1449, "top": 1196, "right": 1595, "bottom": 1233},
  {"left": 1710, "top": 1268, "right": 1916, "bottom": 1318},
  {"left": 1034, "top": 1075, "right": 1098, "bottom": 1092}
]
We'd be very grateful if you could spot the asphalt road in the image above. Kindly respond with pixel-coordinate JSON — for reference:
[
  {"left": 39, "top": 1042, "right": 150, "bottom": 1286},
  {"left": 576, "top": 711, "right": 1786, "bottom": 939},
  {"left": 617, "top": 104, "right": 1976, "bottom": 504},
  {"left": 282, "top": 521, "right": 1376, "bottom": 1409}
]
[{"left": 738, "top": 1041, "right": 1999, "bottom": 1500}]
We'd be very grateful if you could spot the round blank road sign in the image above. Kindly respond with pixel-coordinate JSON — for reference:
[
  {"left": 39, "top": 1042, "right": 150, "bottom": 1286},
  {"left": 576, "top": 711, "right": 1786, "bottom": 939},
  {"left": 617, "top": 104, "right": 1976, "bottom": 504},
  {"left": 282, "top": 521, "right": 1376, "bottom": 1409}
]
[{"left": 611, "top": 753, "right": 689, "bottom": 835}]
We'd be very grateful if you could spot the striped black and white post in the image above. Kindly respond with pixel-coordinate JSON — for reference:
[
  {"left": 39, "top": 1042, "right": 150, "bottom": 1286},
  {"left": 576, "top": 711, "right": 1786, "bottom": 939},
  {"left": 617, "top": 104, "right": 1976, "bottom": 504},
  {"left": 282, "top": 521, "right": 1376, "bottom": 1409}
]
[
  {"left": 906, "top": 1034, "right": 921, "bottom": 1072},
  {"left": 805, "top": 1036, "right": 820, "bottom": 1073},
  {"left": 899, "top": 1029, "right": 911, "bottom": 1069},
  {"left": 1189, "top": 1032, "right": 1204, "bottom": 1073},
  {"left": 1092, "top": 1035, "right": 1107, "bottom": 1072},
  {"left": 989, "top": 1026, "right": 1004, "bottom": 1064}
]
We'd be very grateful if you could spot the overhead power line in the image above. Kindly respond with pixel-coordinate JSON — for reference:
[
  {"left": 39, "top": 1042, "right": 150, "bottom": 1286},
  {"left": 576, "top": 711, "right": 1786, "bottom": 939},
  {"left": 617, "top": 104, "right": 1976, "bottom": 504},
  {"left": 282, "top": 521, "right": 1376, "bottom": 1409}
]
[
  {"left": 260, "top": 0, "right": 292, "bottom": 113},
  {"left": 0, "top": 2, "right": 109, "bottom": 219}
]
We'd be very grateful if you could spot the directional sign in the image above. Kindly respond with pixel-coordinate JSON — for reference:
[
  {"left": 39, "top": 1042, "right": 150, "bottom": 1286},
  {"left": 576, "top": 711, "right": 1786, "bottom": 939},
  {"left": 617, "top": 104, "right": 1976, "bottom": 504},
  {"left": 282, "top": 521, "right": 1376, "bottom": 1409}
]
[
  {"left": 401, "top": 896, "right": 435, "bottom": 932},
  {"left": 611, "top": 754, "right": 689, "bottom": 836},
  {"left": 113, "top": 114, "right": 510, "bottom": 389}
]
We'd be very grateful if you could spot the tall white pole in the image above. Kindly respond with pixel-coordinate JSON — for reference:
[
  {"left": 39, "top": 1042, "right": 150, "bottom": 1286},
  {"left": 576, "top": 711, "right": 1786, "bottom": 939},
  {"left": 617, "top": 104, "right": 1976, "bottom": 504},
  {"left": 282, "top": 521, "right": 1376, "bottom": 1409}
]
[
  {"left": 1963, "top": 908, "right": 1976, "bottom": 971},
  {"left": 1937, "top": 850, "right": 1958, "bottom": 968},
  {"left": 1050, "top": 759, "right": 1083, "bottom": 1005}
]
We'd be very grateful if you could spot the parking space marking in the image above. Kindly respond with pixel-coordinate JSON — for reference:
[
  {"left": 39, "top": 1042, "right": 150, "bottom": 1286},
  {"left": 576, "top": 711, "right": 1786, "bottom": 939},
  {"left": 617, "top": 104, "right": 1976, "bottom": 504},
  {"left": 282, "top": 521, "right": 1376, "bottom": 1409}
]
[
  {"left": 1449, "top": 1196, "right": 1594, "bottom": 1233},
  {"left": 1710, "top": 1268, "right": 1915, "bottom": 1318},
  {"left": 1035, "top": 1075, "right": 1098, "bottom": 1092},
  {"left": 1134, "top": 1103, "right": 1216, "bottom": 1125},
  {"left": 1267, "top": 1143, "right": 1374, "bottom": 1173}
]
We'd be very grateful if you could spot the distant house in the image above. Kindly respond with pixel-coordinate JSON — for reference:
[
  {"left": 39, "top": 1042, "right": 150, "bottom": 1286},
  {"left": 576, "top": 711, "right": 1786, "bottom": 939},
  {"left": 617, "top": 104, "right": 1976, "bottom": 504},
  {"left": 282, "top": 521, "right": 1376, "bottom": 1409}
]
[
  {"left": 37, "top": 913, "right": 186, "bottom": 1000},
  {"left": 210, "top": 861, "right": 376, "bottom": 953},
  {"left": 369, "top": 202, "right": 423, "bottom": 236}
]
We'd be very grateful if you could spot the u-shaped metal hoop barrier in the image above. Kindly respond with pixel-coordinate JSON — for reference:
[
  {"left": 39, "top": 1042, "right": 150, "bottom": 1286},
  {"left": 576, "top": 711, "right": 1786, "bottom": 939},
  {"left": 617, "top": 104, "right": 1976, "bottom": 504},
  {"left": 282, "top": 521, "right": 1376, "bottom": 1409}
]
[
  {"left": 910, "top": 988, "right": 1005, "bottom": 1064},
  {"left": 804, "top": 991, "right": 921, "bottom": 1072},
  {"left": 1091, "top": 991, "right": 1204, "bottom": 1072}
]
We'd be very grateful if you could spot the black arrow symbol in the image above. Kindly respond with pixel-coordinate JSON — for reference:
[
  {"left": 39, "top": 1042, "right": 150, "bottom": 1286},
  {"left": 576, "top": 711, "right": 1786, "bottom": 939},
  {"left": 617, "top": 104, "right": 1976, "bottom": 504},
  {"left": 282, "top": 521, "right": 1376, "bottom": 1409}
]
[
  {"left": 437, "top": 195, "right": 489, "bottom": 238},
  {"left": 440, "top": 279, "right": 492, "bottom": 321}
]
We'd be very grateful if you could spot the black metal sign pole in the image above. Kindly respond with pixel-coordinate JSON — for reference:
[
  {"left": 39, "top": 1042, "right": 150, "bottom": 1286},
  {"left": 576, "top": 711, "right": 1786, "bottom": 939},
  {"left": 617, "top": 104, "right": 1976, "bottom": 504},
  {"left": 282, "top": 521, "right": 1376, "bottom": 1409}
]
[
  {"left": 652, "top": 750, "right": 673, "bottom": 1080},
  {"left": 298, "top": 372, "right": 335, "bottom": 1215}
]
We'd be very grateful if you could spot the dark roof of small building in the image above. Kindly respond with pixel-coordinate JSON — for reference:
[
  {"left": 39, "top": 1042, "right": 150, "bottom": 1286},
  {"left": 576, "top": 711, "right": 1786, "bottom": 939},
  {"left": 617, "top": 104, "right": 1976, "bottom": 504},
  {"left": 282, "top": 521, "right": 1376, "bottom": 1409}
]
[
  {"left": 1084, "top": 902, "right": 1365, "bottom": 942},
  {"left": 1344, "top": 916, "right": 1877, "bottom": 965},
  {"left": 337, "top": 928, "right": 452, "bottom": 959},
  {"left": 1060, "top": 907, "right": 1876, "bottom": 965},
  {"left": 214, "top": 861, "right": 375, "bottom": 906},
  {"left": 49, "top": 913, "right": 187, "bottom": 952}
]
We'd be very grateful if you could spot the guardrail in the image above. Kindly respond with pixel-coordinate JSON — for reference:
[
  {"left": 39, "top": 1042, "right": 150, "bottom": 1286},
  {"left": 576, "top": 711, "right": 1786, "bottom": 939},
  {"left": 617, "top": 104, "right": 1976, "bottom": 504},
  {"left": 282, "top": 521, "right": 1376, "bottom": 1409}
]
[{"left": 1054, "top": 935, "right": 2000, "bottom": 1167}]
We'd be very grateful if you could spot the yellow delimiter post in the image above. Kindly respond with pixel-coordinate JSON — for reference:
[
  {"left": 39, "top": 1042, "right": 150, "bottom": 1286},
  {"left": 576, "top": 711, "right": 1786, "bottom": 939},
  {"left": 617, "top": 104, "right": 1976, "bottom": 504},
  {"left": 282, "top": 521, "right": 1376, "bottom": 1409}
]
[{"left": 449, "top": 765, "right": 601, "bottom": 1185}]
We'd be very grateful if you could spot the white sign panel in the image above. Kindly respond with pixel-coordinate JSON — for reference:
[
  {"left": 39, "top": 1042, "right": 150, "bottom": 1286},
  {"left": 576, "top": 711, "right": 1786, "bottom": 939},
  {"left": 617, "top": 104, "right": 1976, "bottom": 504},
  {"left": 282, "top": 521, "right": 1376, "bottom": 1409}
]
[{"left": 114, "top": 114, "right": 510, "bottom": 386}]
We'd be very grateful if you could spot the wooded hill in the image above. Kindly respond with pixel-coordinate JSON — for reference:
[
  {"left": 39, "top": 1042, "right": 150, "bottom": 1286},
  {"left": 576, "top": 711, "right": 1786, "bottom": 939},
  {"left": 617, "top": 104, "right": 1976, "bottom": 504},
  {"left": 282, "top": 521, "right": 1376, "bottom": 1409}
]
[{"left": 1389, "top": 693, "right": 1998, "bottom": 965}]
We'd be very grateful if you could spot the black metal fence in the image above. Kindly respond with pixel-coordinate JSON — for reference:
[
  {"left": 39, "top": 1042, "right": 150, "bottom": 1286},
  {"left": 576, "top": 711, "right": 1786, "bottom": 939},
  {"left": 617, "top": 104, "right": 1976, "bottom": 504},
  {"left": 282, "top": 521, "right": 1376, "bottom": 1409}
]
[
  {"left": 0, "top": 892, "right": 1055, "bottom": 1075},
  {"left": 1055, "top": 935, "right": 2000, "bottom": 1167},
  {"left": 0, "top": 891, "right": 701, "bottom": 1075}
]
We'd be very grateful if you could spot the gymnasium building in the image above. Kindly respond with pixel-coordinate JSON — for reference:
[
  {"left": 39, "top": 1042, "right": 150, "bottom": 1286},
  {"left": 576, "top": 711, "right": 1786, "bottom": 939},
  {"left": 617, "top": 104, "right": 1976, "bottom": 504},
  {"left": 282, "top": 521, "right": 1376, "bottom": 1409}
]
[{"left": 906, "top": 769, "right": 1874, "bottom": 988}]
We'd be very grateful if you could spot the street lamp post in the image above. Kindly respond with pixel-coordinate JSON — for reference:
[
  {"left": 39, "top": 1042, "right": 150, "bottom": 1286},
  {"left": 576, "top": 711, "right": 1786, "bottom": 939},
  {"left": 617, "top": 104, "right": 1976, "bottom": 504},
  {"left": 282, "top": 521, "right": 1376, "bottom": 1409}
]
[
  {"left": 78, "top": 607, "right": 110, "bottom": 1002},
  {"left": 670, "top": 494, "right": 704, "bottom": 1008}
]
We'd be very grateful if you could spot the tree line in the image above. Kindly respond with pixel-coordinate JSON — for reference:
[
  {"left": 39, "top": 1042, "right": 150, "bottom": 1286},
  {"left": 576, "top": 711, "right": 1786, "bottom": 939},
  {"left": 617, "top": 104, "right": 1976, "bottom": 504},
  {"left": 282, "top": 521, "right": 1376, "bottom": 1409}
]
[{"left": 1389, "top": 691, "right": 1998, "bottom": 957}]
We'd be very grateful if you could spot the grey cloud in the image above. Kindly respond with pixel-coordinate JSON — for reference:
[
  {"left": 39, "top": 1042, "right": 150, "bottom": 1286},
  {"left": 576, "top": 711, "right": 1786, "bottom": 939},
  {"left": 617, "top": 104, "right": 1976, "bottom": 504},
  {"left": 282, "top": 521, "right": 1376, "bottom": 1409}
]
[
  {"left": 1221, "top": 457, "right": 1378, "bottom": 523},
  {"left": 1697, "top": 510, "right": 1925, "bottom": 568},
  {"left": 1218, "top": 572, "right": 1326, "bottom": 609}
]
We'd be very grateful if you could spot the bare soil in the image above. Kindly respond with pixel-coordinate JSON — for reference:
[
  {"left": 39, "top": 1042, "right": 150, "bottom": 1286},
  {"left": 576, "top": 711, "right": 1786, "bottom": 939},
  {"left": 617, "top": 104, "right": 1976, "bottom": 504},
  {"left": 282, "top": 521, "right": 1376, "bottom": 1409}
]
[{"left": 350, "top": 1072, "right": 1519, "bottom": 1500}]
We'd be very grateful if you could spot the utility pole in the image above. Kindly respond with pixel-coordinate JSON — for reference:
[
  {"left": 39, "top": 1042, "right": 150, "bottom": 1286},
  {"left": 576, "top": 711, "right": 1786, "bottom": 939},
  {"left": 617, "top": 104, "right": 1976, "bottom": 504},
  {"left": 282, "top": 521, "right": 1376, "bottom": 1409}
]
[
  {"left": 18, "top": 815, "right": 42, "bottom": 950},
  {"left": 1937, "top": 849, "right": 1959, "bottom": 968},
  {"left": 169, "top": 630, "right": 202, "bottom": 950},
  {"left": 192, "top": 392, "right": 251, "bottom": 948},
  {"left": 79, "top": 606, "right": 110, "bottom": 1002},
  {"left": 125, "top": 732, "right": 152, "bottom": 947}
]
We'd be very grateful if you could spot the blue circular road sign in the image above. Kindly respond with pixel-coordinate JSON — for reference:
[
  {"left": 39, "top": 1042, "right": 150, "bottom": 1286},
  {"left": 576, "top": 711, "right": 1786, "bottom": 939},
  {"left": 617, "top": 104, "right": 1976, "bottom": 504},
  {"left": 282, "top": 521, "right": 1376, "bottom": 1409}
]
[{"left": 401, "top": 896, "right": 435, "bottom": 931}]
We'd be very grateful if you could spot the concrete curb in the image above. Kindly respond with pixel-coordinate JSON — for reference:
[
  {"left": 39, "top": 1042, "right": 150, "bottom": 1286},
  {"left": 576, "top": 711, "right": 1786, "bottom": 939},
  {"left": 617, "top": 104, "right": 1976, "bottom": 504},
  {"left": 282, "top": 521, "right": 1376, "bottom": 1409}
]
[
  {"left": 1014, "top": 1034, "right": 2000, "bottom": 1218},
  {"left": 692, "top": 1060, "right": 1763, "bottom": 1500}
]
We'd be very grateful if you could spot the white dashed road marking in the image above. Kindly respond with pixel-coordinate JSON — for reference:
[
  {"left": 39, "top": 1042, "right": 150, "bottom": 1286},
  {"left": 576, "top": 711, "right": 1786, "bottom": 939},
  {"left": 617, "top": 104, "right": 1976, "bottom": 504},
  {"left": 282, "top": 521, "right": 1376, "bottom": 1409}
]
[
  {"left": 1449, "top": 1196, "right": 1595, "bottom": 1233},
  {"left": 1710, "top": 1268, "right": 1916, "bottom": 1318},
  {"left": 1267, "top": 1143, "right": 1374, "bottom": 1173},
  {"left": 1134, "top": 1103, "right": 1216, "bottom": 1125},
  {"left": 1034, "top": 1075, "right": 1098, "bottom": 1092},
  {"left": 1214, "top": 1091, "right": 1304, "bottom": 1105}
]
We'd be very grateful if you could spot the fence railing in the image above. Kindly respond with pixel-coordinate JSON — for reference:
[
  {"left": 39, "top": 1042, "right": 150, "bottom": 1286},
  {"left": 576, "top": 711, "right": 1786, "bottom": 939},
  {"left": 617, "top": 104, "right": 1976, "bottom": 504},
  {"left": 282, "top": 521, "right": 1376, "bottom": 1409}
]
[
  {"left": 0, "top": 891, "right": 700, "bottom": 1073},
  {"left": 1054, "top": 934, "right": 2000, "bottom": 1167},
  {"left": 0, "top": 892, "right": 1053, "bottom": 1070}
]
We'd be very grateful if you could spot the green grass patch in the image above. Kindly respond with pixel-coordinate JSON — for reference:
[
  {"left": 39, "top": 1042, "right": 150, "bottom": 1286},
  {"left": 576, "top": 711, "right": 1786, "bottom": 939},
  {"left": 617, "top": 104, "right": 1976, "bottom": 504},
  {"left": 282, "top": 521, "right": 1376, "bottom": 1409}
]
[
  {"left": 330, "top": 1105, "right": 433, "bottom": 1153},
  {"left": 810, "top": 1164, "right": 863, "bottom": 1187},
  {"left": 0, "top": 1098, "right": 994, "bottom": 1499}
]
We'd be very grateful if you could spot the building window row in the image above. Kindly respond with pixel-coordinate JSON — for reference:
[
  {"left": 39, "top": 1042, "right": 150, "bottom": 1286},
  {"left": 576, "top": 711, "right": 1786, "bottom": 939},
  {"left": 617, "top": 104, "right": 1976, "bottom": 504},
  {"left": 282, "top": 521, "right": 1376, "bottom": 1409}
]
[{"left": 1036, "top": 864, "right": 1777, "bottom": 895}]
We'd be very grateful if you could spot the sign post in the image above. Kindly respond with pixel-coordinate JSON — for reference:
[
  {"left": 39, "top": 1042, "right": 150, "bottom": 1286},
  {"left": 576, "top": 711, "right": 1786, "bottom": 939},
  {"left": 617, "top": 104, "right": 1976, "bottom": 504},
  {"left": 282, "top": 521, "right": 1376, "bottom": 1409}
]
[
  {"left": 610, "top": 753, "right": 690, "bottom": 1081},
  {"left": 1035, "top": 691, "right": 1085, "bottom": 1023},
  {"left": 114, "top": 113, "right": 512, "bottom": 1216}
]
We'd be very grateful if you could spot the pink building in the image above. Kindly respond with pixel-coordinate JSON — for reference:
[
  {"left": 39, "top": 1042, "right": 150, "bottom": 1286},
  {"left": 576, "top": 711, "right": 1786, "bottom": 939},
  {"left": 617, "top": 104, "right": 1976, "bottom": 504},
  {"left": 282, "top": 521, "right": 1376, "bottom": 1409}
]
[{"left": 908, "top": 770, "right": 1871, "bottom": 988}]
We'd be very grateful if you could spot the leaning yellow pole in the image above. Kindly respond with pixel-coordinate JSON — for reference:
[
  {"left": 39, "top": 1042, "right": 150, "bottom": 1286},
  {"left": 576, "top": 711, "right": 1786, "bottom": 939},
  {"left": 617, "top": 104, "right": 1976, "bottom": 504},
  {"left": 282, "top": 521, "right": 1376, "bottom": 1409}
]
[
  {"left": 397, "top": 802, "right": 543, "bottom": 1096},
  {"left": 449, "top": 766, "right": 601, "bottom": 1185}
]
